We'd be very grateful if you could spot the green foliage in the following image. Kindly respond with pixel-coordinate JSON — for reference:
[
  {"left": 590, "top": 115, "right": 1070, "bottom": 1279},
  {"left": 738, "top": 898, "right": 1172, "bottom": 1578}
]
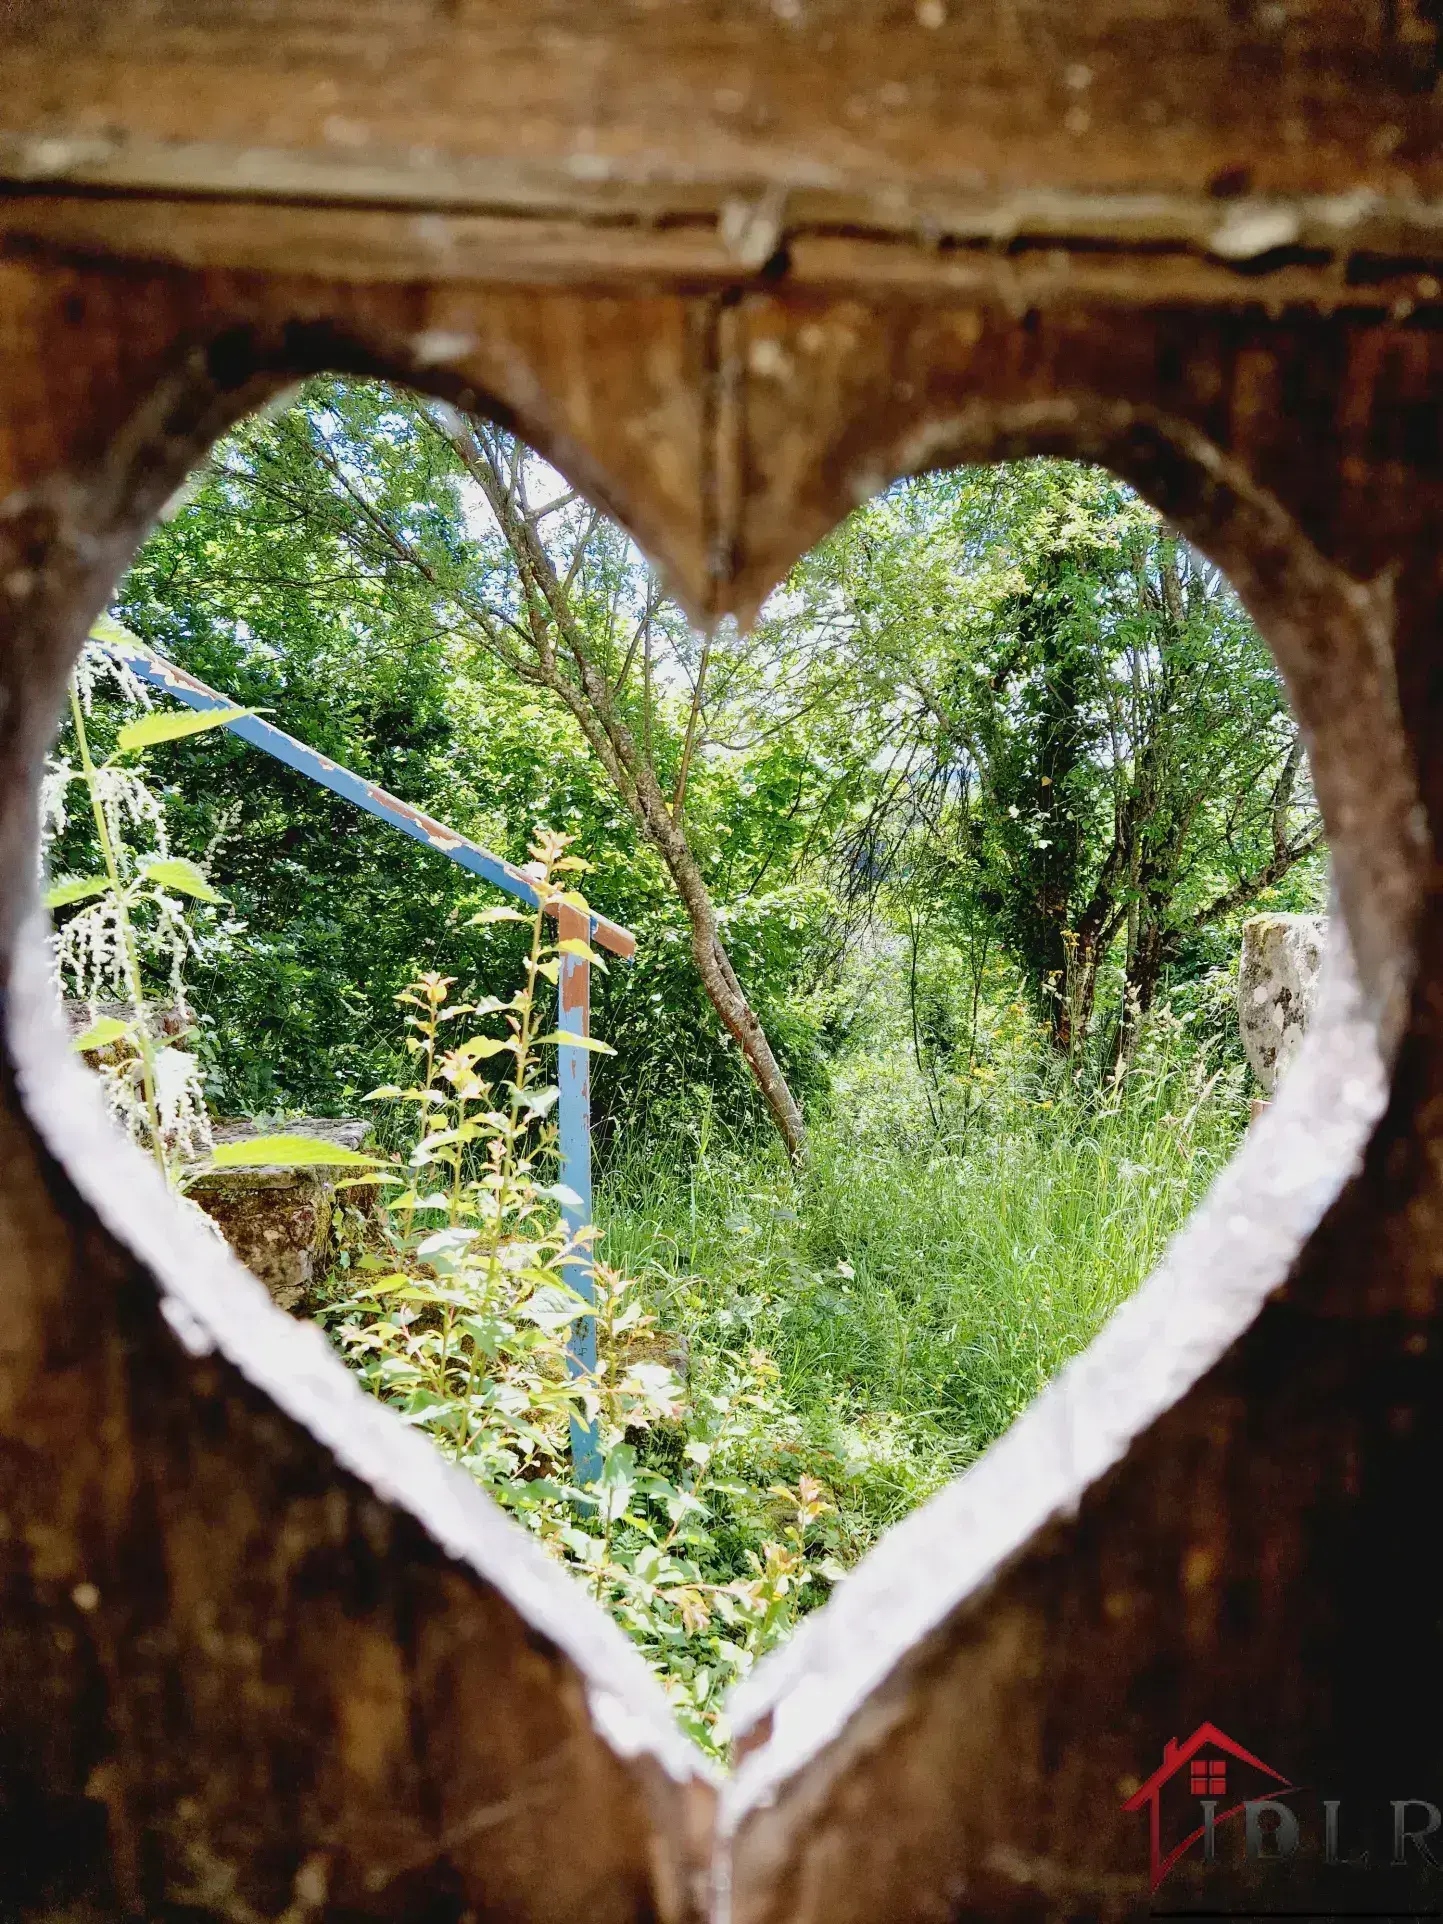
[
  {"left": 52, "top": 412, "right": 1329, "bottom": 1748},
  {"left": 108, "top": 378, "right": 1320, "bottom": 1136},
  {"left": 793, "top": 462, "right": 1325, "bottom": 1058},
  {"left": 318, "top": 834, "right": 842, "bottom": 1752},
  {"left": 111, "top": 379, "right": 839, "bottom": 1136},
  {"left": 600, "top": 973, "right": 1247, "bottom": 1502},
  {"left": 44, "top": 634, "right": 225, "bottom": 1186},
  {"left": 116, "top": 704, "right": 253, "bottom": 753}
]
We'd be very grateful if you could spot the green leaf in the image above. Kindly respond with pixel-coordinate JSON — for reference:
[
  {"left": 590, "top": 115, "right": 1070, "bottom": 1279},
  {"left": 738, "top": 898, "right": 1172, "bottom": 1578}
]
[
  {"left": 89, "top": 612, "right": 143, "bottom": 652},
  {"left": 457, "top": 1314, "right": 506, "bottom": 1355},
  {"left": 596, "top": 1443, "right": 638, "bottom": 1525},
  {"left": 71, "top": 1015, "right": 132, "bottom": 1052},
  {"left": 416, "top": 1227, "right": 479, "bottom": 1261},
  {"left": 468, "top": 904, "right": 529, "bottom": 925},
  {"left": 455, "top": 1035, "right": 511, "bottom": 1062},
  {"left": 521, "top": 1285, "right": 590, "bottom": 1333},
  {"left": 206, "top": 1134, "right": 388, "bottom": 1170},
  {"left": 139, "top": 856, "right": 223, "bottom": 902},
  {"left": 559, "top": 1523, "right": 604, "bottom": 1558},
  {"left": 505, "top": 1476, "right": 571, "bottom": 1507},
  {"left": 404, "top": 1191, "right": 452, "bottom": 1212},
  {"left": 556, "top": 937, "right": 606, "bottom": 966},
  {"left": 535, "top": 1031, "right": 617, "bottom": 1054},
  {"left": 44, "top": 875, "right": 110, "bottom": 909},
  {"left": 117, "top": 704, "right": 252, "bottom": 753}
]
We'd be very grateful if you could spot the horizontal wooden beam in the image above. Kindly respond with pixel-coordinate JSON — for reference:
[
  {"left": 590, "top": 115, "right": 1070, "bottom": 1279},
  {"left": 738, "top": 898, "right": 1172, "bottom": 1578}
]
[
  {"left": 12, "top": 185, "right": 1443, "bottom": 314},
  {"left": 5, "top": 0, "right": 1443, "bottom": 218}
]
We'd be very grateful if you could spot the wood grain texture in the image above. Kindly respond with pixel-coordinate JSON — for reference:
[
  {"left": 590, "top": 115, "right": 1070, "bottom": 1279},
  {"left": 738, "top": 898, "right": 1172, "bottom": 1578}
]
[
  {"left": 5, "top": 0, "right": 1443, "bottom": 206},
  {"left": 0, "top": 258, "right": 716, "bottom": 1923},
  {"left": 13, "top": 3, "right": 1443, "bottom": 300}
]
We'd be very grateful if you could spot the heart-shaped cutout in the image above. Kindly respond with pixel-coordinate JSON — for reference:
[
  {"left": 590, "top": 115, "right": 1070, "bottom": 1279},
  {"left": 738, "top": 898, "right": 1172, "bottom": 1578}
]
[{"left": 1, "top": 290, "right": 1428, "bottom": 1924}]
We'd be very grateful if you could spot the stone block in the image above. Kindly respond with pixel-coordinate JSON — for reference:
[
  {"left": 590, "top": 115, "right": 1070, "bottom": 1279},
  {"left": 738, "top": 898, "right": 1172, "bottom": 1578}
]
[
  {"left": 187, "top": 1117, "right": 372, "bottom": 1313},
  {"left": 1237, "top": 913, "right": 1327, "bottom": 1094},
  {"left": 63, "top": 997, "right": 184, "bottom": 1059}
]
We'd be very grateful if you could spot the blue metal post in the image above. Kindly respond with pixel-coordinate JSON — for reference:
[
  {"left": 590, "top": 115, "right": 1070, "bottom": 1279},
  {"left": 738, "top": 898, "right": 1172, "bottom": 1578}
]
[
  {"left": 95, "top": 630, "right": 625, "bottom": 1482},
  {"left": 556, "top": 901, "right": 602, "bottom": 1483}
]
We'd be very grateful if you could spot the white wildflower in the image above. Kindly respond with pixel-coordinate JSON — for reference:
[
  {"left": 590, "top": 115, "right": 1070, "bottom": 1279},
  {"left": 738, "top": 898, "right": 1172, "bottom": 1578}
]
[
  {"left": 53, "top": 897, "right": 129, "bottom": 1005},
  {"left": 153, "top": 1042, "right": 213, "bottom": 1164},
  {"left": 72, "top": 637, "right": 154, "bottom": 718},
  {"left": 49, "top": 630, "right": 223, "bottom": 1190},
  {"left": 92, "top": 764, "right": 169, "bottom": 868},
  {"left": 38, "top": 756, "right": 75, "bottom": 852}
]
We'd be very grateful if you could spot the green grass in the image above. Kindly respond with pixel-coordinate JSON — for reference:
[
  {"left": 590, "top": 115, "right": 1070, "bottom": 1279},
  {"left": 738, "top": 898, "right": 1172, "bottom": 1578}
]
[{"left": 599, "top": 1028, "right": 1247, "bottom": 1550}]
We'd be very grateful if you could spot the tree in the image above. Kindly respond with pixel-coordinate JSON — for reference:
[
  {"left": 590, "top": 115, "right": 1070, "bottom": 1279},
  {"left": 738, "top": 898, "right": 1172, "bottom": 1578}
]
[
  {"left": 122, "top": 381, "right": 881, "bottom": 1159},
  {"left": 109, "top": 404, "right": 1315, "bottom": 1126},
  {"left": 786, "top": 462, "right": 1323, "bottom": 1058}
]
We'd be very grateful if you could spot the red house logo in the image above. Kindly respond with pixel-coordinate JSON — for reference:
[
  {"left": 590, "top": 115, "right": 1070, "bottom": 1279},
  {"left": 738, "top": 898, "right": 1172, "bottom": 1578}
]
[{"left": 1123, "top": 1722, "right": 1295, "bottom": 1891}]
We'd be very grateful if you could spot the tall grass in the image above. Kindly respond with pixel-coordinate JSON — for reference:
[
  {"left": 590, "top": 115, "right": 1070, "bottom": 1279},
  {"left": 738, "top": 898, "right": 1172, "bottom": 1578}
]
[{"left": 599, "top": 1010, "right": 1247, "bottom": 1544}]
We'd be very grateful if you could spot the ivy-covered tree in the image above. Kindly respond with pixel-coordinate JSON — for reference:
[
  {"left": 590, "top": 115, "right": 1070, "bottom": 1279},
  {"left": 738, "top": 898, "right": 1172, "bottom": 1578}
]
[{"left": 785, "top": 461, "right": 1323, "bottom": 1057}]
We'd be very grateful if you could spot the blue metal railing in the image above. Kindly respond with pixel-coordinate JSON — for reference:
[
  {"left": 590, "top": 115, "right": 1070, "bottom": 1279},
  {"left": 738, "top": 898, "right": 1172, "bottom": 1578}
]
[{"left": 96, "top": 630, "right": 632, "bottom": 1481}]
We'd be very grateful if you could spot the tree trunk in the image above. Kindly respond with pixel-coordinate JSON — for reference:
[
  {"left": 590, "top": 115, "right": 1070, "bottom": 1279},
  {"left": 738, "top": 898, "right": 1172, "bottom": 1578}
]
[
  {"left": 542, "top": 657, "right": 811, "bottom": 1164},
  {"left": 1116, "top": 919, "right": 1167, "bottom": 1070},
  {"left": 378, "top": 405, "right": 812, "bottom": 1164},
  {"left": 690, "top": 902, "right": 808, "bottom": 1164},
  {"left": 631, "top": 759, "right": 808, "bottom": 1163}
]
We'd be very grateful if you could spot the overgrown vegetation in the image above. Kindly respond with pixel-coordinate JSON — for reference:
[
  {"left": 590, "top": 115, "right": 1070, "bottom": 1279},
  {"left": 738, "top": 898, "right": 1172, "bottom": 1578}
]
[
  {"left": 306, "top": 837, "right": 844, "bottom": 1754},
  {"left": 42, "top": 633, "right": 234, "bottom": 1185},
  {"left": 602, "top": 976, "right": 1247, "bottom": 1485},
  {"left": 46, "top": 379, "right": 1327, "bottom": 1746}
]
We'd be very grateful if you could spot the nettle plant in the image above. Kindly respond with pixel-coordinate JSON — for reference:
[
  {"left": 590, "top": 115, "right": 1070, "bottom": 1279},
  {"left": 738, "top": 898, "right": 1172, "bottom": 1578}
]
[
  {"left": 42, "top": 620, "right": 243, "bottom": 1188},
  {"left": 324, "top": 831, "right": 841, "bottom": 1752}
]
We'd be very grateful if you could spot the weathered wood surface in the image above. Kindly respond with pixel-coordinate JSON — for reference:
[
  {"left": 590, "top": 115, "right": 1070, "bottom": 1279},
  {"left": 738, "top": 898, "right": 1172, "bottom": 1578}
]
[
  {"left": 3, "top": 947, "right": 715, "bottom": 1920},
  {"left": 6, "top": 7, "right": 1443, "bottom": 1921},
  {"left": 10, "top": 0, "right": 1443, "bottom": 299}
]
